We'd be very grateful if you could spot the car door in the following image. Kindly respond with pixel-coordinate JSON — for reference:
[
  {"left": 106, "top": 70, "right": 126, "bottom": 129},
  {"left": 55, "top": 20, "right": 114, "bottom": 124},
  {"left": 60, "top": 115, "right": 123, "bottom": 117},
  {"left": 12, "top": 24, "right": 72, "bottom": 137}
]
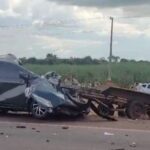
[{"left": 0, "top": 61, "right": 27, "bottom": 110}]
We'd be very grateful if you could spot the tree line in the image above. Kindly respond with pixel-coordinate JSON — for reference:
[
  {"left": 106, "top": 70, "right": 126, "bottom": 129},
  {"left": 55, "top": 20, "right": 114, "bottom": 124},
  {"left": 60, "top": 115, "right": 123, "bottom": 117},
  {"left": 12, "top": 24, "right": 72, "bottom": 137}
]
[{"left": 20, "top": 53, "right": 149, "bottom": 65}]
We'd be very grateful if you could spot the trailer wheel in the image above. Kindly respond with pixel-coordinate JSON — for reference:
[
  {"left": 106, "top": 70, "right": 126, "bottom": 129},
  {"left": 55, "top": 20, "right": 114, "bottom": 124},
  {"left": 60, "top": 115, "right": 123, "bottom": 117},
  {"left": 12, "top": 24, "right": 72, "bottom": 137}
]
[
  {"left": 147, "top": 108, "right": 150, "bottom": 118},
  {"left": 90, "top": 102, "right": 117, "bottom": 121},
  {"left": 118, "top": 110, "right": 126, "bottom": 117},
  {"left": 126, "top": 100, "right": 145, "bottom": 120},
  {"left": 98, "top": 103, "right": 114, "bottom": 116},
  {"left": 147, "top": 111, "right": 150, "bottom": 118}
]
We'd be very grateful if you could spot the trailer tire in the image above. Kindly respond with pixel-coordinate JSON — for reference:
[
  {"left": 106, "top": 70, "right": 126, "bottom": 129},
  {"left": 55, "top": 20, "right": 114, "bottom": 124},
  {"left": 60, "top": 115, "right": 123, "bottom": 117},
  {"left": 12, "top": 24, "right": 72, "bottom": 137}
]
[
  {"left": 118, "top": 110, "right": 126, "bottom": 117},
  {"left": 147, "top": 110, "right": 150, "bottom": 118},
  {"left": 126, "top": 100, "right": 145, "bottom": 120},
  {"left": 90, "top": 102, "right": 117, "bottom": 121},
  {"left": 98, "top": 103, "right": 114, "bottom": 116}
]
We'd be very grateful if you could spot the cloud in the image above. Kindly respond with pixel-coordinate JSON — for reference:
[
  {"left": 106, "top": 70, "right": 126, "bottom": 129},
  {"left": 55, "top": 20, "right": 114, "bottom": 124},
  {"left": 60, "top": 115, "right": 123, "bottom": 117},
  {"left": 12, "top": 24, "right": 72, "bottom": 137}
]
[
  {"left": 0, "top": 8, "right": 20, "bottom": 17},
  {"left": 72, "top": 7, "right": 146, "bottom": 38},
  {"left": 0, "top": 0, "right": 150, "bottom": 60},
  {"left": 0, "top": 0, "right": 9, "bottom": 10},
  {"left": 50, "top": 0, "right": 150, "bottom": 8},
  {"left": 114, "top": 22, "right": 143, "bottom": 37},
  {"left": 123, "top": 5, "right": 150, "bottom": 17},
  {"left": 50, "top": 0, "right": 150, "bottom": 18},
  {"left": 0, "top": 0, "right": 25, "bottom": 17},
  {"left": 34, "top": 34, "right": 103, "bottom": 57}
]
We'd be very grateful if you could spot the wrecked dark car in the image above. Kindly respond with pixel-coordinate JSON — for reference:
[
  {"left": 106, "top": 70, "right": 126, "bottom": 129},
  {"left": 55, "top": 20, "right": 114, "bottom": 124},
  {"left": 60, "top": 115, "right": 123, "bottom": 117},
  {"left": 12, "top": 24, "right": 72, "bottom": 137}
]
[{"left": 0, "top": 54, "right": 90, "bottom": 119}]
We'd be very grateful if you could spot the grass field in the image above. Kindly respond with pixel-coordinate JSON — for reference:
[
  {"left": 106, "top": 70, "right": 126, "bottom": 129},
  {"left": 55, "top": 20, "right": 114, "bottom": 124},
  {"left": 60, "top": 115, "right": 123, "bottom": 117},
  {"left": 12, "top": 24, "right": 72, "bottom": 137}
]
[{"left": 25, "top": 62, "right": 150, "bottom": 87}]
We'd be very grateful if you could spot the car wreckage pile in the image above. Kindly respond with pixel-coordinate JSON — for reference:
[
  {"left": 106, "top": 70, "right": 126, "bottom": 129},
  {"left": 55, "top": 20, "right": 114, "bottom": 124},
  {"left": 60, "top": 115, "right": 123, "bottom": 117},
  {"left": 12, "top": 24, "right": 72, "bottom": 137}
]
[{"left": 0, "top": 54, "right": 150, "bottom": 121}]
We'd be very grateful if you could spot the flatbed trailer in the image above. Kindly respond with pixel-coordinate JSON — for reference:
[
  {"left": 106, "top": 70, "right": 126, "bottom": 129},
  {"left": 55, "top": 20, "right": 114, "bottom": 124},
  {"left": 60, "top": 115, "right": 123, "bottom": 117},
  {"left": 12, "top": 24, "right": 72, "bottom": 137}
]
[
  {"left": 79, "top": 86, "right": 150, "bottom": 120},
  {"left": 61, "top": 85, "right": 150, "bottom": 120}
]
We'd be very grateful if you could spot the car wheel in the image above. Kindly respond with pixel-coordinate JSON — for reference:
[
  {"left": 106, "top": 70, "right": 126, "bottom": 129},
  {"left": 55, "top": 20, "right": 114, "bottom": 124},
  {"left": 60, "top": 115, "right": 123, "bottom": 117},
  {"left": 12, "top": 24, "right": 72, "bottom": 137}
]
[{"left": 31, "top": 102, "right": 49, "bottom": 119}]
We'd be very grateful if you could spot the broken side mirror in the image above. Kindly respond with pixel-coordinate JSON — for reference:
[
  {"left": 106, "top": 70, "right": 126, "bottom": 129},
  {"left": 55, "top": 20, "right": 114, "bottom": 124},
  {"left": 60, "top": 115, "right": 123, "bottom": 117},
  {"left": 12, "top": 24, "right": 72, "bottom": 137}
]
[{"left": 19, "top": 72, "right": 30, "bottom": 86}]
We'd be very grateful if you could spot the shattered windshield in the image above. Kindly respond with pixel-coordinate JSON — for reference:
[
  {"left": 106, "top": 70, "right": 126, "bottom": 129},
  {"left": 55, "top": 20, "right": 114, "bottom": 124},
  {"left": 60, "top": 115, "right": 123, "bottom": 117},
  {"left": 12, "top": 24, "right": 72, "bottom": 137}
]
[{"left": 32, "top": 78, "right": 57, "bottom": 93}]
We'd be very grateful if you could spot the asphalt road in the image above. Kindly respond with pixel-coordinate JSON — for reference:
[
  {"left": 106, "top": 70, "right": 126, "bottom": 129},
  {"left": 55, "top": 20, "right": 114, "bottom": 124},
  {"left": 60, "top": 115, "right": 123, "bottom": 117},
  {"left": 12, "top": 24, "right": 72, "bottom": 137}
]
[{"left": 0, "top": 113, "right": 150, "bottom": 150}]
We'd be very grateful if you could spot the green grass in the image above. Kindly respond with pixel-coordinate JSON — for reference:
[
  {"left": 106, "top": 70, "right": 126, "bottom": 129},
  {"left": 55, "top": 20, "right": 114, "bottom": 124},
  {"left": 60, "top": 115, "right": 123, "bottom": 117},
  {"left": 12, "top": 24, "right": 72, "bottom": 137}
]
[{"left": 24, "top": 62, "right": 150, "bottom": 87}]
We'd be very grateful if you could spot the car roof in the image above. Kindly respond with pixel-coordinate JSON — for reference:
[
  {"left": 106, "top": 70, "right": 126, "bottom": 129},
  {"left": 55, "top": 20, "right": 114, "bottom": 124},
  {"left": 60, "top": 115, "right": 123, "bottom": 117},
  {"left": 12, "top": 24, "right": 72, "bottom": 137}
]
[{"left": 0, "top": 54, "right": 21, "bottom": 65}]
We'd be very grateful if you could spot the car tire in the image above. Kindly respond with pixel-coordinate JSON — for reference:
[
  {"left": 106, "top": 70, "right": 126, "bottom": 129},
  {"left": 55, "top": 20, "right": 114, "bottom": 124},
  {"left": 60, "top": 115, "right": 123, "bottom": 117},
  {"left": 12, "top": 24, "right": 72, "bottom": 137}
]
[{"left": 31, "top": 102, "right": 49, "bottom": 119}]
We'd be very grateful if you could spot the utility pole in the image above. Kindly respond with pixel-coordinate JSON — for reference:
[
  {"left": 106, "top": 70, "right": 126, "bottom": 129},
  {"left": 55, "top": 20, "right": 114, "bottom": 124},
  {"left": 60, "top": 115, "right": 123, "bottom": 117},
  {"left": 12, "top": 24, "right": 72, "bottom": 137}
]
[{"left": 108, "top": 17, "right": 114, "bottom": 81}]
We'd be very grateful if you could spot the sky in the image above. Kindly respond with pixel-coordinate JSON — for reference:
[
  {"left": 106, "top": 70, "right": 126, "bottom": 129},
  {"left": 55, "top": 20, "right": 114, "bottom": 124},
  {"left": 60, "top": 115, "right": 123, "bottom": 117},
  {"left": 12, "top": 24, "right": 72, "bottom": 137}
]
[{"left": 0, "top": 0, "right": 150, "bottom": 60}]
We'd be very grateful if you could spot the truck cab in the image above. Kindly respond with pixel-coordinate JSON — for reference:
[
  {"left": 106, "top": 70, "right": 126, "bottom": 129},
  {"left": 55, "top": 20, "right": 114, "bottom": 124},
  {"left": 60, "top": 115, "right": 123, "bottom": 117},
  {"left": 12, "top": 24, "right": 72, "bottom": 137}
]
[{"left": 135, "top": 83, "right": 150, "bottom": 94}]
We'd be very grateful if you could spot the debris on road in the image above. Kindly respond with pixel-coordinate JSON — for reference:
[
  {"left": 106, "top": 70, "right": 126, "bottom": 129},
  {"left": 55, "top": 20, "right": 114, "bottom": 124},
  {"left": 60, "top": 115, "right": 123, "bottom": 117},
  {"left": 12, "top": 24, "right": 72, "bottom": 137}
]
[
  {"left": 52, "top": 133, "right": 57, "bottom": 136},
  {"left": 129, "top": 142, "right": 136, "bottom": 148},
  {"left": 46, "top": 139, "right": 50, "bottom": 143},
  {"left": 111, "top": 148, "right": 125, "bottom": 150},
  {"left": 62, "top": 126, "right": 69, "bottom": 130},
  {"left": 104, "top": 132, "right": 114, "bottom": 136},
  {"left": 110, "top": 142, "right": 115, "bottom": 145},
  {"left": 0, "top": 132, "right": 4, "bottom": 135},
  {"left": 16, "top": 125, "right": 26, "bottom": 129}
]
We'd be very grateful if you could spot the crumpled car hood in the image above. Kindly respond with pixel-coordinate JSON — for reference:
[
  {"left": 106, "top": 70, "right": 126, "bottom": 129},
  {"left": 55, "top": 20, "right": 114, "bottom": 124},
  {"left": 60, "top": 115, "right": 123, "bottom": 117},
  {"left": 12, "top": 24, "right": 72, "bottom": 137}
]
[{"left": 27, "top": 77, "right": 76, "bottom": 108}]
